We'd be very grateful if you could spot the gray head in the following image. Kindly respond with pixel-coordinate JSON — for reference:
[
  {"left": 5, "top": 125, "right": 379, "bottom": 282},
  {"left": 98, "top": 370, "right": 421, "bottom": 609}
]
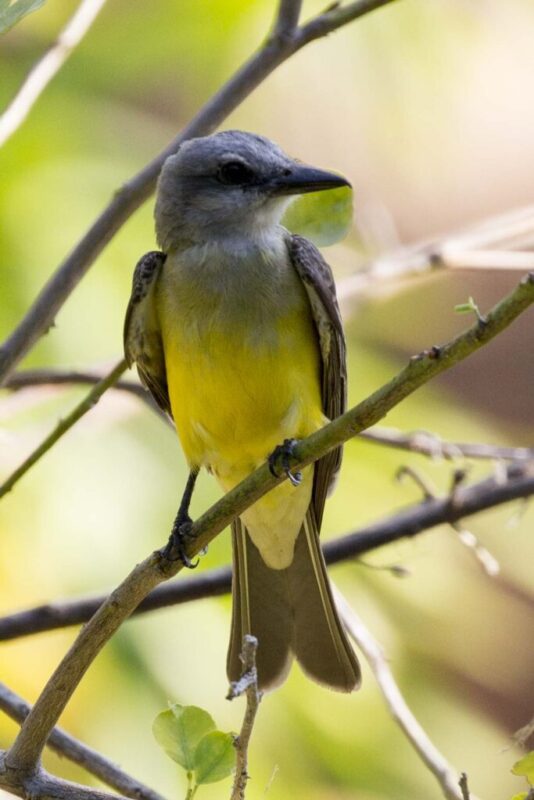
[{"left": 155, "top": 130, "right": 349, "bottom": 250}]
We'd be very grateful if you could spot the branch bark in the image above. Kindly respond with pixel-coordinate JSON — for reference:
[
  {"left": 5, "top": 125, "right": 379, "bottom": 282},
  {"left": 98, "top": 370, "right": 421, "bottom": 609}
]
[
  {"left": 334, "top": 588, "right": 479, "bottom": 800},
  {"left": 0, "top": 461, "right": 531, "bottom": 641},
  {"left": 0, "top": 0, "right": 397, "bottom": 386},
  {"left": 3, "top": 273, "right": 533, "bottom": 779},
  {"left": 227, "top": 636, "right": 261, "bottom": 800},
  {"left": 0, "top": 684, "right": 164, "bottom": 800}
]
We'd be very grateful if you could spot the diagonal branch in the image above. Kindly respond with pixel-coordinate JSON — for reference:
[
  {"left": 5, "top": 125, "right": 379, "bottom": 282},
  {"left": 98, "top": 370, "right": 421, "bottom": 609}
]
[
  {"left": 0, "top": 360, "right": 127, "bottom": 501},
  {"left": 334, "top": 588, "right": 479, "bottom": 800},
  {"left": 0, "top": 0, "right": 109, "bottom": 148},
  {"left": 3, "top": 273, "right": 533, "bottom": 779},
  {"left": 0, "top": 0, "right": 397, "bottom": 386},
  {"left": 0, "top": 683, "right": 165, "bottom": 800},
  {"left": 0, "top": 750, "right": 131, "bottom": 800},
  {"left": 0, "top": 461, "right": 531, "bottom": 641}
]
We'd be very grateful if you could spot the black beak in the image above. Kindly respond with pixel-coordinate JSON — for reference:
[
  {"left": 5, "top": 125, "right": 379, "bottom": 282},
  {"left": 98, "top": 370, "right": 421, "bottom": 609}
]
[{"left": 268, "top": 165, "right": 351, "bottom": 196}]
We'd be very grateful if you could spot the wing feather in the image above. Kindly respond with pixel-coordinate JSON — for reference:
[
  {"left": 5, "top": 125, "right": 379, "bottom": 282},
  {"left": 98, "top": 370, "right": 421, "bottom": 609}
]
[
  {"left": 288, "top": 234, "right": 347, "bottom": 528},
  {"left": 123, "top": 251, "right": 171, "bottom": 416}
]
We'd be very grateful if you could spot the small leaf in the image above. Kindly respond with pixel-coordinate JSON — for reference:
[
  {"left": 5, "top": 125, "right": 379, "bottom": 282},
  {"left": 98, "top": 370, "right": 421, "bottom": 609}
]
[
  {"left": 282, "top": 184, "right": 353, "bottom": 247},
  {"left": 152, "top": 704, "right": 216, "bottom": 770},
  {"left": 512, "top": 751, "right": 534, "bottom": 783},
  {"left": 454, "top": 302, "right": 475, "bottom": 314},
  {"left": 194, "top": 731, "right": 236, "bottom": 785},
  {"left": 510, "top": 793, "right": 527, "bottom": 800},
  {"left": 0, "top": 0, "right": 46, "bottom": 34}
]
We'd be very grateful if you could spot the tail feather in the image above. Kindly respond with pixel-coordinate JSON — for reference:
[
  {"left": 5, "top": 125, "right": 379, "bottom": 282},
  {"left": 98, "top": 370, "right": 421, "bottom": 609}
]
[
  {"left": 227, "top": 518, "right": 293, "bottom": 690},
  {"left": 227, "top": 512, "right": 361, "bottom": 693}
]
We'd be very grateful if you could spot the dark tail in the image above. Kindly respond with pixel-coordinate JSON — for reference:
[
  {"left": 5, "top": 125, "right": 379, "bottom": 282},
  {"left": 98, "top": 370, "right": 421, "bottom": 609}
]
[{"left": 227, "top": 512, "right": 361, "bottom": 692}]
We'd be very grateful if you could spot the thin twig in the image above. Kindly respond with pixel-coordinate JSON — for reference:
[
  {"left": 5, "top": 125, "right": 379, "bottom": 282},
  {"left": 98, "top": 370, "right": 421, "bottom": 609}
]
[
  {"left": 227, "top": 636, "right": 261, "bottom": 800},
  {"left": 0, "top": 683, "right": 164, "bottom": 800},
  {"left": 3, "top": 276, "right": 533, "bottom": 777},
  {"left": 0, "top": 0, "right": 397, "bottom": 385},
  {"left": 0, "top": 360, "right": 127, "bottom": 501},
  {"left": 4, "top": 368, "right": 146, "bottom": 399},
  {"left": 360, "top": 426, "right": 534, "bottom": 463},
  {"left": 334, "top": 588, "right": 478, "bottom": 800},
  {"left": 0, "top": 461, "right": 532, "bottom": 641},
  {"left": 3, "top": 366, "right": 171, "bottom": 422},
  {"left": 337, "top": 204, "right": 534, "bottom": 309},
  {"left": 458, "top": 772, "right": 471, "bottom": 800},
  {"left": 0, "top": 0, "right": 109, "bottom": 147}
]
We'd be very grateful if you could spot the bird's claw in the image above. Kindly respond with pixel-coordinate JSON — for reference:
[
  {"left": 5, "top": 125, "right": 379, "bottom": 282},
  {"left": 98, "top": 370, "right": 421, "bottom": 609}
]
[
  {"left": 268, "top": 438, "right": 302, "bottom": 487},
  {"left": 162, "top": 516, "right": 199, "bottom": 568}
]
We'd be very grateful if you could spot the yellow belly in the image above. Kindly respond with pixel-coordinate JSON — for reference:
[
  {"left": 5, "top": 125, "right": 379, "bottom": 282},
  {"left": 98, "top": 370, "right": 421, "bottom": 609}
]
[{"left": 163, "top": 307, "right": 324, "bottom": 472}]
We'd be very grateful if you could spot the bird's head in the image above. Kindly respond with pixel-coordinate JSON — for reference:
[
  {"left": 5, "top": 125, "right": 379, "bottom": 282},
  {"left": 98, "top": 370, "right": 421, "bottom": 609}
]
[{"left": 155, "top": 130, "right": 349, "bottom": 250}]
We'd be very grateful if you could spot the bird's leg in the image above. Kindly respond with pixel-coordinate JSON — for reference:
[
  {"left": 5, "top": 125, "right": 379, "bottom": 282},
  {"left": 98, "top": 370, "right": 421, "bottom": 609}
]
[
  {"left": 163, "top": 469, "right": 200, "bottom": 567},
  {"left": 268, "top": 438, "right": 302, "bottom": 487}
]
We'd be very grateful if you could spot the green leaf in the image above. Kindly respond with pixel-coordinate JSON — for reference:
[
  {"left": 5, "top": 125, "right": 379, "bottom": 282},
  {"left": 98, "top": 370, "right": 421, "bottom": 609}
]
[
  {"left": 512, "top": 751, "right": 534, "bottom": 784},
  {"left": 152, "top": 704, "right": 216, "bottom": 771},
  {"left": 282, "top": 184, "right": 353, "bottom": 247},
  {"left": 454, "top": 296, "right": 483, "bottom": 319},
  {"left": 194, "top": 731, "right": 236, "bottom": 785},
  {"left": 0, "top": 0, "right": 46, "bottom": 34},
  {"left": 510, "top": 793, "right": 527, "bottom": 800}
]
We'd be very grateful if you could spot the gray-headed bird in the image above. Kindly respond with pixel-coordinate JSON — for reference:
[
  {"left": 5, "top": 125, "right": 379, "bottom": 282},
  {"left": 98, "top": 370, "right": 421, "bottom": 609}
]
[{"left": 124, "top": 130, "right": 361, "bottom": 692}]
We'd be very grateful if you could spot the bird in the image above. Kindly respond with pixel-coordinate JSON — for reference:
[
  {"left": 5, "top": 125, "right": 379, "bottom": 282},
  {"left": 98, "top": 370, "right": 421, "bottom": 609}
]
[{"left": 124, "top": 130, "right": 361, "bottom": 693}]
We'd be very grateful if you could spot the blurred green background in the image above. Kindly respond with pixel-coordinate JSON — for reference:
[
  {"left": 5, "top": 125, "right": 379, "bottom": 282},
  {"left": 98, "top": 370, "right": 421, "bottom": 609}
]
[{"left": 1, "top": 1, "right": 534, "bottom": 799}]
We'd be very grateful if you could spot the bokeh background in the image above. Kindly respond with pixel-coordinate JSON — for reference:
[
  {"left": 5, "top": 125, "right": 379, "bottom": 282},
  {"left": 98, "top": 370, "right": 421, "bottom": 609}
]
[{"left": 1, "top": 1, "right": 534, "bottom": 798}]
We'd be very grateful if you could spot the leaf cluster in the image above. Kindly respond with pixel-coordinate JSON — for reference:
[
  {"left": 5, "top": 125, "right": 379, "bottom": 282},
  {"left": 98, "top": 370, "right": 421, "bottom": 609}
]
[{"left": 153, "top": 704, "right": 236, "bottom": 798}]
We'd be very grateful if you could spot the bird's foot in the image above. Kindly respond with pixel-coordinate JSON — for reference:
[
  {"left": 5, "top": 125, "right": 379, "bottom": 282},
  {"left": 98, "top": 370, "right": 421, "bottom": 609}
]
[
  {"left": 162, "top": 514, "right": 199, "bottom": 568},
  {"left": 268, "top": 438, "right": 302, "bottom": 487}
]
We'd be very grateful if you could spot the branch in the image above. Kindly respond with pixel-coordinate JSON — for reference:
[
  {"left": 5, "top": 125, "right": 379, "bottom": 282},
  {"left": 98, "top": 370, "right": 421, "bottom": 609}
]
[
  {"left": 0, "top": 360, "right": 127, "bottom": 501},
  {"left": 338, "top": 204, "right": 534, "bottom": 307},
  {"left": 5, "top": 368, "right": 146, "bottom": 399},
  {"left": 4, "top": 275, "right": 533, "bottom": 777},
  {"left": 0, "top": 0, "right": 109, "bottom": 148},
  {"left": 227, "top": 636, "right": 261, "bottom": 800},
  {"left": 360, "top": 426, "right": 534, "bottom": 462},
  {"left": 0, "top": 683, "right": 164, "bottom": 800},
  {"left": 334, "top": 588, "right": 478, "bottom": 800},
  {"left": 0, "top": 0, "right": 397, "bottom": 385},
  {"left": 1, "top": 461, "right": 531, "bottom": 641},
  {"left": 0, "top": 751, "right": 130, "bottom": 800},
  {"left": 8, "top": 370, "right": 532, "bottom": 464}
]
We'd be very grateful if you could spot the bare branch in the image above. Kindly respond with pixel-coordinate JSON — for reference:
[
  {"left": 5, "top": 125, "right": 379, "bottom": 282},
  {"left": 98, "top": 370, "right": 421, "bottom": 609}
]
[
  {"left": 458, "top": 772, "right": 471, "bottom": 800},
  {"left": 334, "top": 588, "right": 478, "bottom": 800},
  {"left": 0, "top": 0, "right": 396, "bottom": 386},
  {"left": 0, "top": 360, "right": 127, "bottom": 501},
  {"left": 360, "top": 426, "right": 534, "bottom": 463},
  {"left": 0, "top": 0, "right": 109, "bottom": 147},
  {"left": 0, "top": 683, "right": 164, "bottom": 800},
  {"left": 338, "top": 204, "right": 534, "bottom": 308},
  {"left": 227, "top": 636, "right": 262, "bottom": 800},
  {"left": 0, "top": 751, "right": 130, "bottom": 800},
  {"left": 0, "top": 461, "right": 532, "bottom": 642},
  {"left": 4, "top": 275, "right": 533, "bottom": 776},
  {"left": 272, "top": 0, "right": 302, "bottom": 40},
  {"left": 5, "top": 368, "right": 145, "bottom": 399}
]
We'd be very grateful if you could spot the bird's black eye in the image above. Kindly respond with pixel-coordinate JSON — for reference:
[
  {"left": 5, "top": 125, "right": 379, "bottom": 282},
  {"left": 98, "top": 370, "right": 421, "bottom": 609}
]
[{"left": 217, "top": 161, "right": 255, "bottom": 186}]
